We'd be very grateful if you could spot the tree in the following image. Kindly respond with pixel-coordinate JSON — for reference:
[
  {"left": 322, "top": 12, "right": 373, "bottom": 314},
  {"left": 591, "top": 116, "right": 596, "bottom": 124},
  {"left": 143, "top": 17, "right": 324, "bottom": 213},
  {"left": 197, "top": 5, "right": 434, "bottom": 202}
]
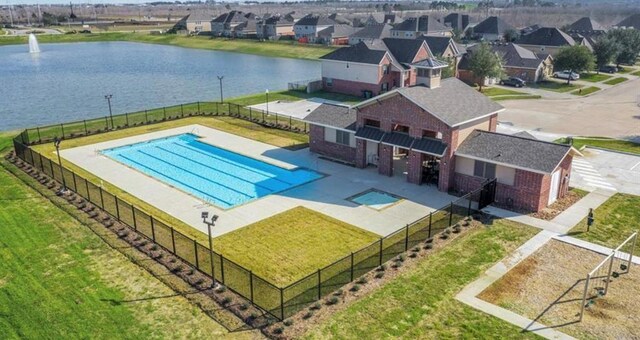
[
  {"left": 591, "top": 37, "right": 619, "bottom": 73},
  {"left": 553, "top": 45, "right": 595, "bottom": 84},
  {"left": 607, "top": 29, "right": 640, "bottom": 67},
  {"left": 503, "top": 28, "right": 519, "bottom": 42},
  {"left": 468, "top": 43, "right": 504, "bottom": 92}
]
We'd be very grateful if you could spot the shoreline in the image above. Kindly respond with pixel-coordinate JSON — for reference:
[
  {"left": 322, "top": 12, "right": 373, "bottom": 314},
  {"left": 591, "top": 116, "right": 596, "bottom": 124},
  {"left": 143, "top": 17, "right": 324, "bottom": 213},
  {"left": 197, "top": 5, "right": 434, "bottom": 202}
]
[{"left": 0, "top": 32, "right": 336, "bottom": 60}]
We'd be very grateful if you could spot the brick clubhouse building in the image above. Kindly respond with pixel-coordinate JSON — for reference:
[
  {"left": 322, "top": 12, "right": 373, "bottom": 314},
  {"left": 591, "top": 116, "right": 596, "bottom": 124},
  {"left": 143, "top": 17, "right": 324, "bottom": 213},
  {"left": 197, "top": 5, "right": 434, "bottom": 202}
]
[{"left": 305, "top": 52, "right": 578, "bottom": 212}]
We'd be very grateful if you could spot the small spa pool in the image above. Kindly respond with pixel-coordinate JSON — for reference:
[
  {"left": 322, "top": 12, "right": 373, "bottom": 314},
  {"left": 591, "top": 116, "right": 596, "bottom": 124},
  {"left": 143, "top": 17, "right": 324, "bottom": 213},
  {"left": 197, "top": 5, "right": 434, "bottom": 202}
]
[{"left": 349, "top": 189, "right": 402, "bottom": 210}]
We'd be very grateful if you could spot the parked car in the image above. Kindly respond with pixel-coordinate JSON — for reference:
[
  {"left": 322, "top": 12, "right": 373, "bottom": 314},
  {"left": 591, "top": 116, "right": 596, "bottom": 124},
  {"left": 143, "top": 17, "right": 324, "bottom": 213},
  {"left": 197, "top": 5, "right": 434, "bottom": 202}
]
[
  {"left": 553, "top": 70, "right": 580, "bottom": 80},
  {"left": 500, "top": 77, "right": 526, "bottom": 87},
  {"left": 598, "top": 65, "right": 618, "bottom": 74}
]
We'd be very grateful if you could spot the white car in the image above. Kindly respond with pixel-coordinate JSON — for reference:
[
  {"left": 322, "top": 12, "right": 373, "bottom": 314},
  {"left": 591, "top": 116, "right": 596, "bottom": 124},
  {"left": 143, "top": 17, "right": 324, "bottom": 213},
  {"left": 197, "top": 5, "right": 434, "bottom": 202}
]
[{"left": 553, "top": 70, "right": 580, "bottom": 80}]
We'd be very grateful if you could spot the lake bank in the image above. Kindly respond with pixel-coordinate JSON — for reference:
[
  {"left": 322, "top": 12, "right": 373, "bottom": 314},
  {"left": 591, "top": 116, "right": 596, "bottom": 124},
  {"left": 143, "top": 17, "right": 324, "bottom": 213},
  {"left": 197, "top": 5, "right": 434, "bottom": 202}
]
[{"left": 0, "top": 32, "right": 336, "bottom": 60}]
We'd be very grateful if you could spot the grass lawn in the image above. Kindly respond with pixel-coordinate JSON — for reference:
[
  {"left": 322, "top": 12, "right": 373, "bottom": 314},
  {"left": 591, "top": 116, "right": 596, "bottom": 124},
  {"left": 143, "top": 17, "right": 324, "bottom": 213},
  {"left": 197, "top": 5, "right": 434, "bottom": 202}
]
[
  {"left": 480, "top": 87, "right": 527, "bottom": 97},
  {"left": 571, "top": 86, "right": 600, "bottom": 96},
  {"left": 530, "top": 80, "right": 582, "bottom": 93},
  {"left": 31, "top": 115, "right": 309, "bottom": 244},
  {"left": 631, "top": 70, "right": 640, "bottom": 77},
  {"left": 0, "top": 32, "right": 336, "bottom": 60},
  {"left": 303, "top": 219, "right": 540, "bottom": 339},
  {"left": 603, "top": 77, "right": 627, "bottom": 85},
  {"left": 229, "top": 89, "right": 362, "bottom": 106},
  {"left": 617, "top": 67, "right": 634, "bottom": 74},
  {"left": 0, "top": 133, "right": 245, "bottom": 338},
  {"left": 492, "top": 94, "right": 542, "bottom": 101},
  {"left": 579, "top": 72, "right": 612, "bottom": 82},
  {"left": 568, "top": 193, "right": 640, "bottom": 248},
  {"left": 215, "top": 207, "right": 379, "bottom": 286},
  {"left": 554, "top": 136, "right": 640, "bottom": 155}
]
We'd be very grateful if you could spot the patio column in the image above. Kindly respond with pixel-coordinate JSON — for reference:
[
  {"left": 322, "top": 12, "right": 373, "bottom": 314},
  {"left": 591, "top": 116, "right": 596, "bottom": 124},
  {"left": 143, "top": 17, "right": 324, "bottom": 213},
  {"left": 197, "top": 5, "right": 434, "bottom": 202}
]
[
  {"left": 355, "top": 139, "right": 367, "bottom": 169},
  {"left": 378, "top": 144, "right": 393, "bottom": 177},
  {"left": 407, "top": 150, "right": 424, "bottom": 184}
]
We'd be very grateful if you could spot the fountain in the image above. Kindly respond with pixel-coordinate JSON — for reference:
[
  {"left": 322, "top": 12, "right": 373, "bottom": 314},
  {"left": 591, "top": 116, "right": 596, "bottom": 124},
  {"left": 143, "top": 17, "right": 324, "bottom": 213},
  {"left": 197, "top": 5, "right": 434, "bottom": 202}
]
[{"left": 28, "top": 33, "right": 40, "bottom": 54}]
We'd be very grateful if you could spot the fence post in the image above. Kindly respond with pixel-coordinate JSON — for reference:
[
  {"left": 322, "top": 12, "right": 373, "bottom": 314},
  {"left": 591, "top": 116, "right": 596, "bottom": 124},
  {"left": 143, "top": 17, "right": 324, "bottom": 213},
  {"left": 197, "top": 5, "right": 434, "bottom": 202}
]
[
  {"left": 628, "top": 233, "right": 637, "bottom": 274},
  {"left": 350, "top": 252, "right": 354, "bottom": 281},
  {"left": 262, "top": 110, "right": 265, "bottom": 122},
  {"left": 115, "top": 197, "right": 121, "bottom": 221},
  {"left": 289, "top": 115, "right": 292, "bottom": 129},
  {"left": 194, "top": 239, "right": 199, "bottom": 268},
  {"left": 170, "top": 227, "right": 176, "bottom": 253},
  {"left": 228, "top": 103, "right": 231, "bottom": 114},
  {"left": 36, "top": 127, "right": 41, "bottom": 142},
  {"left": 220, "top": 254, "right": 225, "bottom": 284},
  {"left": 105, "top": 117, "right": 109, "bottom": 130},
  {"left": 428, "top": 212, "right": 432, "bottom": 238},
  {"left": 49, "top": 159, "right": 54, "bottom": 180},
  {"left": 83, "top": 120, "right": 88, "bottom": 135},
  {"left": 99, "top": 187, "right": 104, "bottom": 209},
  {"left": 579, "top": 273, "right": 591, "bottom": 321},
  {"left": 249, "top": 108, "right": 252, "bottom": 121},
  {"left": 275, "top": 112, "right": 278, "bottom": 125},
  {"left": 181, "top": 104, "right": 184, "bottom": 117},
  {"left": 197, "top": 101, "right": 200, "bottom": 113},
  {"left": 404, "top": 224, "right": 409, "bottom": 251},
  {"left": 449, "top": 202, "right": 454, "bottom": 227},
  {"left": 72, "top": 172, "right": 78, "bottom": 192},
  {"left": 85, "top": 179, "right": 90, "bottom": 201},
  {"left": 132, "top": 205, "right": 137, "bottom": 230},
  {"left": 249, "top": 271, "right": 254, "bottom": 302},
  {"left": 379, "top": 238, "right": 383, "bottom": 266},
  {"left": 144, "top": 109, "right": 148, "bottom": 122},
  {"left": 125, "top": 112, "right": 129, "bottom": 126},
  {"left": 61, "top": 124, "right": 65, "bottom": 139},
  {"left": 604, "top": 254, "right": 615, "bottom": 295},
  {"left": 150, "top": 216, "right": 156, "bottom": 241},
  {"left": 280, "top": 288, "right": 285, "bottom": 320},
  {"left": 163, "top": 107, "right": 167, "bottom": 120},
  {"left": 467, "top": 197, "right": 472, "bottom": 216},
  {"left": 215, "top": 102, "right": 219, "bottom": 115},
  {"left": 317, "top": 269, "right": 321, "bottom": 300}
]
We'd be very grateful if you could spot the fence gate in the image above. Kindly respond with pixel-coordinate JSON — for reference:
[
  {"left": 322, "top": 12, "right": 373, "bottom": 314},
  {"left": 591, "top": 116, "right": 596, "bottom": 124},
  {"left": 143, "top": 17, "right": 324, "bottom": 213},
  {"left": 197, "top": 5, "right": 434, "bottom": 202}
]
[{"left": 478, "top": 178, "right": 497, "bottom": 210}]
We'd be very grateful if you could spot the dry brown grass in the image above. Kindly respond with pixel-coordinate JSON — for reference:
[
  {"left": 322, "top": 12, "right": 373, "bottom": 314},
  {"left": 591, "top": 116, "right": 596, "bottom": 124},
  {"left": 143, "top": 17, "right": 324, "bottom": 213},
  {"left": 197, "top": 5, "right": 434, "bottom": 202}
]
[{"left": 479, "top": 240, "right": 640, "bottom": 339}]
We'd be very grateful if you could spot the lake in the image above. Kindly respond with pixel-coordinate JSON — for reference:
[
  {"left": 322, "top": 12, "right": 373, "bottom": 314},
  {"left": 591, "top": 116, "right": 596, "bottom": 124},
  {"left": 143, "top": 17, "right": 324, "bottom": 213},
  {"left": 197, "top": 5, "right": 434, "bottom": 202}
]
[{"left": 0, "top": 41, "right": 321, "bottom": 131}]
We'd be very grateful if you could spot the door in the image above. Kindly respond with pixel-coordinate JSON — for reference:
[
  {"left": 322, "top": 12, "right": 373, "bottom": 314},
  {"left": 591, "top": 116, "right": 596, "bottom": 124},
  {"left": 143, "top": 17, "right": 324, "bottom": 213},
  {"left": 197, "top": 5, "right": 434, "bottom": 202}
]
[
  {"left": 548, "top": 170, "right": 561, "bottom": 205},
  {"left": 366, "top": 140, "right": 378, "bottom": 166}
]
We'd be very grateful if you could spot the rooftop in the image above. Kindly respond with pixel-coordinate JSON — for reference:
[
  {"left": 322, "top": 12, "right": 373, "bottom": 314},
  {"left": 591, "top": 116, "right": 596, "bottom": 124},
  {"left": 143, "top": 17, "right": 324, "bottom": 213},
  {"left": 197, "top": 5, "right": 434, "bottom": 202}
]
[
  {"left": 516, "top": 27, "right": 576, "bottom": 47},
  {"left": 392, "top": 15, "right": 450, "bottom": 33},
  {"left": 473, "top": 16, "right": 514, "bottom": 35},
  {"left": 304, "top": 104, "right": 356, "bottom": 131}
]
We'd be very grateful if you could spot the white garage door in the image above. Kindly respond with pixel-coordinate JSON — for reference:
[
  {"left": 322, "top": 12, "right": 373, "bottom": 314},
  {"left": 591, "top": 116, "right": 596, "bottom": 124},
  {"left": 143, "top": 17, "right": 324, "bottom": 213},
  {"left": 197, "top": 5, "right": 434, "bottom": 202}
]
[{"left": 548, "top": 170, "right": 561, "bottom": 205}]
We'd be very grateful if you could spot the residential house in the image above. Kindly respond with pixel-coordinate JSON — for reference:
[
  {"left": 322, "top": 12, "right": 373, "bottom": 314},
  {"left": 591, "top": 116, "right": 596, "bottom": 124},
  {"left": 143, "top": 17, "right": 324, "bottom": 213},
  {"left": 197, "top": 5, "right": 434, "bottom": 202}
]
[
  {"left": 515, "top": 27, "right": 586, "bottom": 56},
  {"left": 566, "top": 17, "right": 606, "bottom": 45},
  {"left": 211, "top": 11, "right": 257, "bottom": 37},
  {"left": 256, "top": 15, "right": 295, "bottom": 39},
  {"left": 471, "top": 16, "right": 514, "bottom": 41},
  {"left": 348, "top": 23, "right": 392, "bottom": 45},
  {"left": 318, "top": 25, "right": 362, "bottom": 45},
  {"left": 458, "top": 43, "right": 553, "bottom": 85},
  {"left": 184, "top": 12, "right": 214, "bottom": 33},
  {"left": 319, "top": 38, "right": 448, "bottom": 97},
  {"left": 304, "top": 73, "right": 577, "bottom": 212},
  {"left": 294, "top": 14, "right": 337, "bottom": 43},
  {"left": 390, "top": 15, "right": 452, "bottom": 38},
  {"left": 362, "top": 13, "right": 398, "bottom": 26},
  {"left": 442, "top": 13, "right": 470, "bottom": 33},
  {"left": 417, "top": 36, "right": 463, "bottom": 74},
  {"left": 614, "top": 13, "right": 640, "bottom": 30}
]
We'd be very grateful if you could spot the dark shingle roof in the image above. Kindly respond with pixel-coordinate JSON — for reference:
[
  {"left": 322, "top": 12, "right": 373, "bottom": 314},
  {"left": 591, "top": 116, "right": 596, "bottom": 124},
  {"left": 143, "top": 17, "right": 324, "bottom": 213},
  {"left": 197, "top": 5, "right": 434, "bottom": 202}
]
[
  {"left": 513, "top": 131, "right": 538, "bottom": 140},
  {"left": 456, "top": 130, "right": 571, "bottom": 173},
  {"left": 356, "top": 78, "right": 503, "bottom": 127},
  {"left": 392, "top": 15, "right": 449, "bottom": 33},
  {"left": 295, "top": 14, "right": 335, "bottom": 27},
  {"left": 349, "top": 23, "right": 392, "bottom": 40},
  {"left": 355, "top": 127, "right": 385, "bottom": 141},
  {"left": 418, "top": 36, "right": 459, "bottom": 56},
  {"left": 319, "top": 25, "right": 361, "bottom": 39},
  {"left": 212, "top": 11, "right": 248, "bottom": 24},
  {"left": 468, "top": 43, "right": 544, "bottom": 69},
  {"left": 473, "top": 16, "right": 514, "bottom": 35},
  {"left": 186, "top": 12, "right": 214, "bottom": 22},
  {"left": 443, "top": 13, "right": 470, "bottom": 31},
  {"left": 568, "top": 17, "right": 605, "bottom": 32},
  {"left": 380, "top": 38, "right": 427, "bottom": 64},
  {"left": 516, "top": 27, "right": 576, "bottom": 47},
  {"left": 615, "top": 13, "right": 640, "bottom": 30},
  {"left": 412, "top": 58, "right": 449, "bottom": 68},
  {"left": 320, "top": 42, "right": 387, "bottom": 64},
  {"left": 304, "top": 104, "right": 356, "bottom": 131}
]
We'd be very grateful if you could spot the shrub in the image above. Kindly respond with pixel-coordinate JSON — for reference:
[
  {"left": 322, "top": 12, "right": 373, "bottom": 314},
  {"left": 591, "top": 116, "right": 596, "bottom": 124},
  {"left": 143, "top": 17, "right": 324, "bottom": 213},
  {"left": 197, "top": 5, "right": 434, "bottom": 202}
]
[
  {"left": 350, "top": 284, "right": 360, "bottom": 292},
  {"left": 374, "top": 272, "right": 384, "bottom": 279},
  {"left": 134, "top": 236, "right": 141, "bottom": 241},
  {"left": 139, "top": 240, "right": 149, "bottom": 247},
  {"left": 412, "top": 246, "right": 420, "bottom": 253},
  {"left": 326, "top": 296, "right": 339, "bottom": 305},
  {"left": 425, "top": 237, "right": 434, "bottom": 243},
  {"left": 333, "top": 289, "right": 343, "bottom": 296},
  {"left": 391, "top": 262, "right": 402, "bottom": 269},
  {"left": 302, "top": 311, "right": 314, "bottom": 320},
  {"left": 187, "top": 268, "right": 195, "bottom": 275},
  {"left": 440, "top": 233, "right": 449, "bottom": 240},
  {"left": 453, "top": 227, "right": 461, "bottom": 234},
  {"left": 409, "top": 253, "right": 417, "bottom": 258},
  {"left": 444, "top": 228, "right": 452, "bottom": 235},
  {"left": 272, "top": 326, "right": 284, "bottom": 335},
  {"left": 356, "top": 277, "right": 367, "bottom": 284},
  {"left": 150, "top": 244, "right": 158, "bottom": 251},
  {"left": 424, "top": 243, "right": 433, "bottom": 250},
  {"left": 310, "top": 302, "right": 321, "bottom": 310},
  {"left": 172, "top": 265, "right": 184, "bottom": 273},
  {"left": 239, "top": 303, "right": 249, "bottom": 311},
  {"left": 221, "top": 297, "right": 232, "bottom": 305},
  {"left": 395, "top": 255, "right": 405, "bottom": 262},
  {"left": 215, "top": 286, "right": 227, "bottom": 293},
  {"left": 376, "top": 264, "right": 386, "bottom": 272},
  {"left": 283, "top": 319, "right": 294, "bottom": 326}
]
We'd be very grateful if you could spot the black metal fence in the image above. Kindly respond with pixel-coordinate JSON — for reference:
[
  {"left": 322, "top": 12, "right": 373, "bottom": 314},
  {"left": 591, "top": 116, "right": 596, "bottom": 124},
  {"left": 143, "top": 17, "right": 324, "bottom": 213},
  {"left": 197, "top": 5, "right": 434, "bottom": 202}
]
[{"left": 12, "top": 109, "right": 496, "bottom": 321}]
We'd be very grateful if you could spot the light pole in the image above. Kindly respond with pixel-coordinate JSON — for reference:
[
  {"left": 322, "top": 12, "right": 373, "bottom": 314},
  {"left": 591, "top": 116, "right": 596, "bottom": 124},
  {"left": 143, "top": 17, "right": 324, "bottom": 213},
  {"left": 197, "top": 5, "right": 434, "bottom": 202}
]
[
  {"left": 217, "top": 76, "right": 224, "bottom": 103},
  {"left": 265, "top": 89, "right": 269, "bottom": 115},
  {"left": 54, "top": 137, "right": 67, "bottom": 193},
  {"left": 104, "top": 94, "right": 114, "bottom": 129},
  {"left": 201, "top": 211, "right": 219, "bottom": 288}
]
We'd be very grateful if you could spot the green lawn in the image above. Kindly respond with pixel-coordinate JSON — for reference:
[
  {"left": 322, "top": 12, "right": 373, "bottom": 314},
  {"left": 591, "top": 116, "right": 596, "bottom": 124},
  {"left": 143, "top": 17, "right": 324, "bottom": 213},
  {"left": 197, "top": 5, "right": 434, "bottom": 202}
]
[
  {"left": 480, "top": 87, "right": 527, "bottom": 97},
  {"left": 603, "top": 77, "right": 627, "bottom": 85},
  {"left": 492, "top": 94, "right": 542, "bottom": 101},
  {"left": 555, "top": 137, "right": 640, "bottom": 155},
  {"left": 579, "top": 72, "right": 612, "bottom": 82},
  {"left": 568, "top": 193, "right": 640, "bottom": 248},
  {"left": 215, "top": 207, "right": 379, "bottom": 286},
  {"left": 0, "top": 32, "right": 336, "bottom": 60},
  {"left": 631, "top": 70, "right": 640, "bottom": 77},
  {"left": 617, "top": 67, "right": 634, "bottom": 74},
  {"left": 303, "top": 219, "right": 540, "bottom": 339},
  {"left": 229, "top": 89, "right": 361, "bottom": 106},
  {"left": 0, "top": 133, "right": 245, "bottom": 339},
  {"left": 571, "top": 86, "right": 600, "bottom": 96},
  {"left": 530, "top": 81, "right": 583, "bottom": 93}
]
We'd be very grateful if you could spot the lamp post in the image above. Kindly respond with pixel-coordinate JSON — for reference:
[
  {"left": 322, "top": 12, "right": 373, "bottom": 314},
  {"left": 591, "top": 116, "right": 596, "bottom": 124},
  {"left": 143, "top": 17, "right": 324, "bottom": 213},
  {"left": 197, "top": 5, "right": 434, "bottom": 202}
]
[
  {"left": 265, "top": 89, "right": 269, "bottom": 115},
  {"left": 201, "top": 211, "right": 219, "bottom": 288},
  {"left": 104, "top": 94, "right": 114, "bottom": 129},
  {"left": 54, "top": 137, "right": 66, "bottom": 193},
  {"left": 217, "top": 76, "right": 224, "bottom": 103}
]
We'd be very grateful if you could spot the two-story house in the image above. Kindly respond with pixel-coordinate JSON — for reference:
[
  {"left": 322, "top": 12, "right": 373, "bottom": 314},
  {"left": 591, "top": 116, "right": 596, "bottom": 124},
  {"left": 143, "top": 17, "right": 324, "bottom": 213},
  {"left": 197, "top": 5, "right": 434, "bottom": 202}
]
[
  {"left": 211, "top": 11, "right": 257, "bottom": 37},
  {"left": 293, "top": 14, "right": 337, "bottom": 43},
  {"left": 515, "top": 27, "right": 587, "bottom": 56},
  {"left": 390, "top": 15, "right": 452, "bottom": 38},
  {"left": 471, "top": 16, "right": 514, "bottom": 41},
  {"left": 304, "top": 70, "right": 578, "bottom": 212},
  {"left": 319, "top": 38, "right": 446, "bottom": 98},
  {"left": 184, "top": 12, "right": 214, "bottom": 33},
  {"left": 256, "top": 15, "right": 296, "bottom": 40}
]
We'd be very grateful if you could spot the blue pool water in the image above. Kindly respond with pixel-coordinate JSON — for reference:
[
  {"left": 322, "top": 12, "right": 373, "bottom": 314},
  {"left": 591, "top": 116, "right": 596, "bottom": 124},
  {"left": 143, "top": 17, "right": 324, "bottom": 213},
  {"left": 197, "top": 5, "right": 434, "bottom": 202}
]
[
  {"left": 102, "top": 134, "right": 322, "bottom": 209},
  {"left": 350, "top": 190, "right": 401, "bottom": 210}
]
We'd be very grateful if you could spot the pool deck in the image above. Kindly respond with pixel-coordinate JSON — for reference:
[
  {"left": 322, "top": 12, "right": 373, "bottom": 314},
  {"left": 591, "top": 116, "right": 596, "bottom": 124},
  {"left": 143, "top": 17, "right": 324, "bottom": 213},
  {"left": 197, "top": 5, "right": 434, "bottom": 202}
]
[{"left": 61, "top": 124, "right": 457, "bottom": 238}]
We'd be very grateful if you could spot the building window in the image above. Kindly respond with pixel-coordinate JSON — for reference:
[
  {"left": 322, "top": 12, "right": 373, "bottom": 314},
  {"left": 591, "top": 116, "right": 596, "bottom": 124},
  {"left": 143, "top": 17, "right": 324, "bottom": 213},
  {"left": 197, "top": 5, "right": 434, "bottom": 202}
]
[
  {"left": 382, "top": 64, "right": 389, "bottom": 75},
  {"left": 364, "top": 119, "right": 380, "bottom": 128},
  {"left": 326, "top": 78, "right": 333, "bottom": 87},
  {"left": 381, "top": 82, "right": 389, "bottom": 91},
  {"left": 474, "top": 161, "right": 496, "bottom": 179},
  {"left": 417, "top": 68, "right": 429, "bottom": 77},
  {"left": 336, "top": 130, "right": 350, "bottom": 145}
]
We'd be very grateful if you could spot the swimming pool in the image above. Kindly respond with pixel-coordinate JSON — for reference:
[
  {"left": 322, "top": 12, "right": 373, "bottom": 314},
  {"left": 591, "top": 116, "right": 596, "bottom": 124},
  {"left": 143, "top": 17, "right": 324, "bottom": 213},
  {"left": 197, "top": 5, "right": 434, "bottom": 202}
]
[
  {"left": 101, "top": 134, "right": 322, "bottom": 209},
  {"left": 349, "top": 189, "right": 402, "bottom": 210}
]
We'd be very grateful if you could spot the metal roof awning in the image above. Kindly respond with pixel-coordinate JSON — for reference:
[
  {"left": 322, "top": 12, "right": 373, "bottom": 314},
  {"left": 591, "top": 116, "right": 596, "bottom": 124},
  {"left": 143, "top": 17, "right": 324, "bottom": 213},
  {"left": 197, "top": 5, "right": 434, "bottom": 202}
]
[
  {"left": 355, "top": 126, "right": 385, "bottom": 142},
  {"left": 412, "top": 137, "right": 448, "bottom": 157},
  {"left": 381, "top": 132, "right": 414, "bottom": 149}
]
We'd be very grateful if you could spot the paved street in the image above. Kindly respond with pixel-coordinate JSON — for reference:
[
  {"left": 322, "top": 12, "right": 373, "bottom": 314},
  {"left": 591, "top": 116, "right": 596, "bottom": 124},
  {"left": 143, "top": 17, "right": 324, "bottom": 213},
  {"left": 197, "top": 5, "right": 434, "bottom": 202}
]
[
  {"left": 497, "top": 76, "right": 640, "bottom": 139},
  {"left": 570, "top": 147, "right": 640, "bottom": 195}
]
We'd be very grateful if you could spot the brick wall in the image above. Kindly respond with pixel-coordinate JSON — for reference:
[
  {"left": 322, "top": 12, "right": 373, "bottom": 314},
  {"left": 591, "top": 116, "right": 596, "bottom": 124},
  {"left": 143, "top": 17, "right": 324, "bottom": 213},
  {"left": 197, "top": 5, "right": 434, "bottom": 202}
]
[
  {"left": 309, "top": 125, "right": 356, "bottom": 164},
  {"left": 505, "top": 67, "right": 540, "bottom": 83},
  {"left": 323, "top": 78, "right": 377, "bottom": 98},
  {"left": 489, "top": 114, "right": 498, "bottom": 132}
]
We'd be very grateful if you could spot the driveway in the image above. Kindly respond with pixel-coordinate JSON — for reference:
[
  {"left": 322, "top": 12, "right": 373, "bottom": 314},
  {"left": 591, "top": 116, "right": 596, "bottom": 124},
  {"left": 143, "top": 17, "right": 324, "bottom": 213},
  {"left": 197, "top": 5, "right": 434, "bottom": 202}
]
[
  {"left": 497, "top": 76, "right": 640, "bottom": 139},
  {"left": 569, "top": 147, "right": 640, "bottom": 195}
]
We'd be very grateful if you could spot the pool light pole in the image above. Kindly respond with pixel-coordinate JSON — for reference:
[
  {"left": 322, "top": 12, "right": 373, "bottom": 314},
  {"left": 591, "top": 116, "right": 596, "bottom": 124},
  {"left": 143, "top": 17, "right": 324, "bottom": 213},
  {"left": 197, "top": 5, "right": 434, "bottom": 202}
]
[
  {"left": 104, "top": 94, "right": 114, "bottom": 129},
  {"left": 217, "top": 76, "right": 224, "bottom": 103},
  {"left": 201, "top": 211, "right": 219, "bottom": 287},
  {"left": 53, "top": 137, "right": 67, "bottom": 193},
  {"left": 265, "top": 89, "right": 269, "bottom": 115}
]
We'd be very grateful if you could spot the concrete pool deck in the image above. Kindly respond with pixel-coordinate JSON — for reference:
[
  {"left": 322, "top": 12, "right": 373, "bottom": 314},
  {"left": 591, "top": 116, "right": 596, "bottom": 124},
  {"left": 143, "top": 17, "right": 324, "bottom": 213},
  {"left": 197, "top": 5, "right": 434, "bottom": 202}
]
[
  {"left": 60, "top": 124, "right": 457, "bottom": 238},
  {"left": 247, "top": 98, "right": 349, "bottom": 120}
]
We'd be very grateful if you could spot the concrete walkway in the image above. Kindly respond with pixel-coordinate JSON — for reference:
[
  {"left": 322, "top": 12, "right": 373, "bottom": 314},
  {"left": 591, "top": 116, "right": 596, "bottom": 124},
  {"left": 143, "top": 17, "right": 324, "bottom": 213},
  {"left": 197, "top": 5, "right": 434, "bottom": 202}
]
[
  {"left": 553, "top": 234, "right": 640, "bottom": 265},
  {"left": 551, "top": 189, "right": 615, "bottom": 228}
]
